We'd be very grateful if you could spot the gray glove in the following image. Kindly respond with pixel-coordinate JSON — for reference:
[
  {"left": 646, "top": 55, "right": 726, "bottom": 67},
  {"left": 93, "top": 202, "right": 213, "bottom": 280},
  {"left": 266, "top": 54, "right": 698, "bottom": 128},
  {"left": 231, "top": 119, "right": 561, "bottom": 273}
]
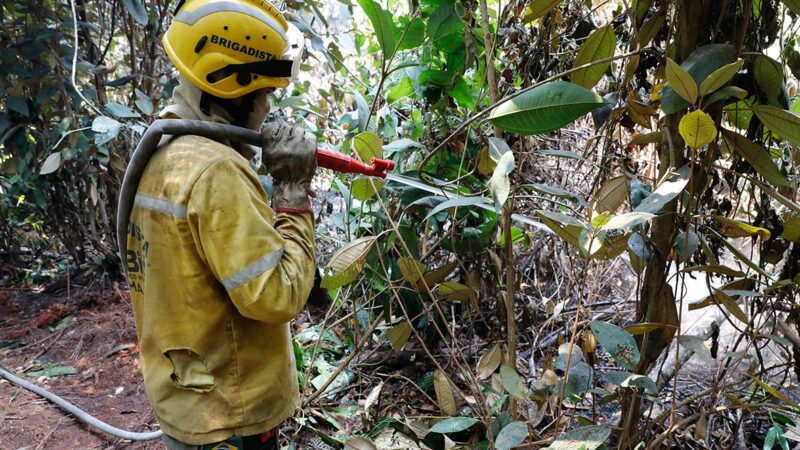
[{"left": 261, "top": 122, "right": 317, "bottom": 213}]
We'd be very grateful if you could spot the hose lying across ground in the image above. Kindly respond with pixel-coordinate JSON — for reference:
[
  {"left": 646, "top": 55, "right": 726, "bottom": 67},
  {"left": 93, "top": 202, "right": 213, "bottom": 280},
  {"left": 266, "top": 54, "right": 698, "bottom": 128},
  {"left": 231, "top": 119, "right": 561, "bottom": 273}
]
[{"left": 0, "top": 365, "right": 163, "bottom": 441}]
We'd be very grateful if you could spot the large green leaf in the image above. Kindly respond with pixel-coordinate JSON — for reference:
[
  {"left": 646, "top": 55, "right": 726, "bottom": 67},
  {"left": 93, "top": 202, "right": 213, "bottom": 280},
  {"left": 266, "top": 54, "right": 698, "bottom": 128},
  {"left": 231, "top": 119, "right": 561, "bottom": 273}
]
[
  {"left": 357, "top": 0, "right": 397, "bottom": 59},
  {"left": 571, "top": 25, "right": 617, "bottom": 89},
  {"left": 321, "top": 236, "right": 378, "bottom": 289},
  {"left": 589, "top": 320, "right": 640, "bottom": 370},
  {"left": 721, "top": 129, "right": 789, "bottom": 187},
  {"left": 495, "top": 422, "right": 529, "bottom": 450},
  {"left": 632, "top": 165, "right": 691, "bottom": 214},
  {"left": 699, "top": 59, "right": 744, "bottom": 96},
  {"left": 753, "top": 105, "right": 800, "bottom": 147},
  {"left": 753, "top": 55, "right": 787, "bottom": 108},
  {"left": 662, "top": 44, "right": 736, "bottom": 114},
  {"left": 427, "top": 2, "right": 465, "bottom": 54},
  {"left": 490, "top": 81, "right": 609, "bottom": 135},
  {"left": 678, "top": 109, "right": 717, "bottom": 149}
]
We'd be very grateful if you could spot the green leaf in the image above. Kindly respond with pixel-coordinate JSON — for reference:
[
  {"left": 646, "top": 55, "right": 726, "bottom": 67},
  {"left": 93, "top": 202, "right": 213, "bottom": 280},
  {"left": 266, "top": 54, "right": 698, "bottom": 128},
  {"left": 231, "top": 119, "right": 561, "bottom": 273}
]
[
  {"left": 490, "top": 81, "right": 609, "bottom": 136},
  {"left": 357, "top": 0, "right": 397, "bottom": 59},
  {"left": 476, "top": 344, "right": 502, "bottom": 380},
  {"left": 7, "top": 96, "right": 29, "bottom": 117},
  {"left": 721, "top": 129, "right": 789, "bottom": 187},
  {"left": 662, "top": 44, "right": 737, "bottom": 114},
  {"left": 489, "top": 151, "right": 516, "bottom": 211},
  {"left": 782, "top": 217, "right": 800, "bottom": 243},
  {"left": 546, "top": 425, "right": 611, "bottom": 450},
  {"left": 704, "top": 86, "right": 748, "bottom": 107},
  {"left": 352, "top": 131, "right": 383, "bottom": 161},
  {"left": 753, "top": 105, "right": 800, "bottom": 147},
  {"left": 427, "top": 3, "right": 465, "bottom": 54},
  {"left": 386, "top": 77, "right": 415, "bottom": 103},
  {"left": 638, "top": 13, "right": 665, "bottom": 47},
  {"left": 433, "top": 369, "right": 457, "bottom": 416},
  {"left": 592, "top": 175, "right": 628, "bottom": 213},
  {"left": 571, "top": 25, "right": 617, "bottom": 89},
  {"left": 589, "top": 321, "right": 640, "bottom": 370},
  {"left": 106, "top": 102, "right": 139, "bottom": 119},
  {"left": 604, "top": 370, "right": 658, "bottom": 393},
  {"left": 424, "top": 197, "right": 490, "bottom": 222},
  {"left": 683, "top": 265, "right": 745, "bottom": 278},
  {"left": 394, "top": 17, "right": 425, "bottom": 51},
  {"left": 633, "top": 165, "right": 691, "bottom": 214},
  {"left": 122, "top": 0, "right": 148, "bottom": 25},
  {"left": 499, "top": 364, "right": 526, "bottom": 399},
  {"left": 487, "top": 136, "right": 511, "bottom": 161},
  {"left": 674, "top": 230, "right": 700, "bottom": 261},
  {"left": 678, "top": 335, "right": 713, "bottom": 363},
  {"left": 351, "top": 177, "right": 383, "bottom": 201},
  {"left": 700, "top": 59, "right": 743, "bottom": 96},
  {"left": 437, "top": 281, "right": 477, "bottom": 302},
  {"left": 602, "top": 212, "right": 655, "bottom": 231},
  {"left": 384, "top": 138, "right": 424, "bottom": 153},
  {"left": 561, "top": 361, "right": 593, "bottom": 398},
  {"left": 525, "top": 0, "right": 562, "bottom": 21},
  {"left": 679, "top": 110, "right": 717, "bottom": 149},
  {"left": 40, "top": 152, "right": 62, "bottom": 175},
  {"left": 715, "top": 216, "right": 771, "bottom": 240},
  {"left": 753, "top": 55, "right": 786, "bottom": 107},
  {"left": 536, "top": 210, "right": 590, "bottom": 250},
  {"left": 321, "top": 236, "right": 378, "bottom": 289},
  {"left": 430, "top": 417, "right": 480, "bottom": 434},
  {"left": 134, "top": 88, "right": 154, "bottom": 115},
  {"left": 666, "top": 58, "right": 698, "bottom": 105},
  {"left": 397, "top": 257, "right": 426, "bottom": 285},
  {"left": 92, "top": 116, "right": 122, "bottom": 146},
  {"left": 27, "top": 364, "right": 77, "bottom": 378},
  {"left": 494, "top": 422, "right": 528, "bottom": 450},
  {"left": 711, "top": 289, "right": 749, "bottom": 323},
  {"left": 386, "top": 322, "right": 412, "bottom": 351}
]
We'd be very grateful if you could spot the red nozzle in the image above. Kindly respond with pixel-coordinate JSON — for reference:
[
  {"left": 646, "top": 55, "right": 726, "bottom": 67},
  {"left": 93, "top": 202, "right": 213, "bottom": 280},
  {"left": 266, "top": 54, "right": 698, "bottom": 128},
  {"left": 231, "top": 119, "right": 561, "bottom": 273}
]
[{"left": 315, "top": 147, "right": 395, "bottom": 178}]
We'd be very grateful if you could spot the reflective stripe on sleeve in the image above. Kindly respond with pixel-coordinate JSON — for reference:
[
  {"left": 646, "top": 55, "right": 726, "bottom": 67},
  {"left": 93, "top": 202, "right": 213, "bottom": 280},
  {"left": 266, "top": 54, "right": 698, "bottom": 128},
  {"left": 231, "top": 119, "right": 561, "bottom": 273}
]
[
  {"left": 134, "top": 194, "right": 189, "bottom": 219},
  {"left": 221, "top": 248, "right": 285, "bottom": 292}
]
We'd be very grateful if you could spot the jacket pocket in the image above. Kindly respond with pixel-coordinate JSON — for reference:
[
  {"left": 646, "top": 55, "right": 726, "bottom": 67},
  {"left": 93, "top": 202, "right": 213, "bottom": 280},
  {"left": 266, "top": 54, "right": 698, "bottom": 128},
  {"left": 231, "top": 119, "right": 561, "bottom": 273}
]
[{"left": 163, "top": 348, "right": 216, "bottom": 393}]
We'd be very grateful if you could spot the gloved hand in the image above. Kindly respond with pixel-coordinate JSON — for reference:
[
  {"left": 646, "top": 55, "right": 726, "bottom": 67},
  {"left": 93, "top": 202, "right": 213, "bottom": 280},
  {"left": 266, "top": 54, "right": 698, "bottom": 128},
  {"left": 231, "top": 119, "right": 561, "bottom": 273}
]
[{"left": 261, "top": 122, "right": 317, "bottom": 213}]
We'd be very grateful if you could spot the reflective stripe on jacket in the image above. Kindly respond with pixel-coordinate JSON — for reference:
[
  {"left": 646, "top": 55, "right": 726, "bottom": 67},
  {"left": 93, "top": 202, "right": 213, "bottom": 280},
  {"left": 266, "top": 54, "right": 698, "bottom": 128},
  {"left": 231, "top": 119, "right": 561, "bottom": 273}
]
[{"left": 126, "top": 130, "right": 315, "bottom": 445}]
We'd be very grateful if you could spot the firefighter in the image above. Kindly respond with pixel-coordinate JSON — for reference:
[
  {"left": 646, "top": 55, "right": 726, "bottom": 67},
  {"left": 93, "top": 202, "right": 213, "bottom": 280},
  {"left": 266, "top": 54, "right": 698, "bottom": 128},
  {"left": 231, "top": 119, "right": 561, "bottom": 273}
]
[{"left": 125, "top": 1, "right": 315, "bottom": 448}]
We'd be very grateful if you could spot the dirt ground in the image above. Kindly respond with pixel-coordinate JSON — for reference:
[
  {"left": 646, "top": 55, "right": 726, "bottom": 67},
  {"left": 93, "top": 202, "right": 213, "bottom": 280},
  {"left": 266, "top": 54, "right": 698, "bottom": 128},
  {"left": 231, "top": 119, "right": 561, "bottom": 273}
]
[{"left": 0, "top": 281, "right": 162, "bottom": 450}]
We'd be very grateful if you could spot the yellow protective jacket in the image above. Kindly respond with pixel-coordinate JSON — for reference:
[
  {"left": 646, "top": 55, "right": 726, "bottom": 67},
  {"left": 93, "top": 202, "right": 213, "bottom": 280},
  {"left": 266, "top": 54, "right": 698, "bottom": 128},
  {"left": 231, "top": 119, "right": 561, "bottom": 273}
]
[{"left": 126, "top": 81, "right": 315, "bottom": 444}]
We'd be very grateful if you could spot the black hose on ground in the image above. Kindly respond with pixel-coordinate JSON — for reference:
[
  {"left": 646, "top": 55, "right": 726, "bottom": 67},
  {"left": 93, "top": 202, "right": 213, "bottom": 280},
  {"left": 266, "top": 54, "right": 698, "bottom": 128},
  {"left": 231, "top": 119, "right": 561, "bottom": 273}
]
[{"left": 0, "top": 365, "right": 163, "bottom": 441}]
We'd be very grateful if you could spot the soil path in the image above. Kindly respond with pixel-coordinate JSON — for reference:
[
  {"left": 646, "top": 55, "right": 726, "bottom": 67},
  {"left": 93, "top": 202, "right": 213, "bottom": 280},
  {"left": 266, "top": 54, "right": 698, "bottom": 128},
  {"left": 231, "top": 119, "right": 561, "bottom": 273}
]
[{"left": 0, "top": 284, "right": 161, "bottom": 449}]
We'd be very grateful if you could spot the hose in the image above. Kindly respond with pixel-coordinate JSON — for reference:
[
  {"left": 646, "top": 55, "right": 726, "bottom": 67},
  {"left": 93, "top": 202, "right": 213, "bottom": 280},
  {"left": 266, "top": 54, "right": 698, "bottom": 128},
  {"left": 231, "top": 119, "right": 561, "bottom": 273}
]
[
  {"left": 0, "top": 365, "right": 163, "bottom": 441},
  {"left": 116, "top": 119, "right": 262, "bottom": 267}
]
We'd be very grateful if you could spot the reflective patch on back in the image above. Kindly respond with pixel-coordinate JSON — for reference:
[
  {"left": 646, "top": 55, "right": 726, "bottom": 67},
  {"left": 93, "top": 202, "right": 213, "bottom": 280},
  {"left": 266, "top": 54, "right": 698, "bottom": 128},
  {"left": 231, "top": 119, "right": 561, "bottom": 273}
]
[{"left": 134, "top": 194, "right": 188, "bottom": 219}]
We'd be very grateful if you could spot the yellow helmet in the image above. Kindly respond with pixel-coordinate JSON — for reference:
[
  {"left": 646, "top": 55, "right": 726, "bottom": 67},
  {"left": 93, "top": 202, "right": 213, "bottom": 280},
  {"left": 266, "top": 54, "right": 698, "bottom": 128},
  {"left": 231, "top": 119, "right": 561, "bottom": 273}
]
[{"left": 163, "top": 0, "right": 304, "bottom": 98}]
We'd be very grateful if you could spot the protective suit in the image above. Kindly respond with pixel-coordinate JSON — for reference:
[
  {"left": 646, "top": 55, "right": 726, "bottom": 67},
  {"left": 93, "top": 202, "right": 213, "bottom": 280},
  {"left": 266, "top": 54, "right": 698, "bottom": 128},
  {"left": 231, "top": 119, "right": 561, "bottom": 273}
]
[{"left": 126, "top": 76, "right": 316, "bottom": 445}]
